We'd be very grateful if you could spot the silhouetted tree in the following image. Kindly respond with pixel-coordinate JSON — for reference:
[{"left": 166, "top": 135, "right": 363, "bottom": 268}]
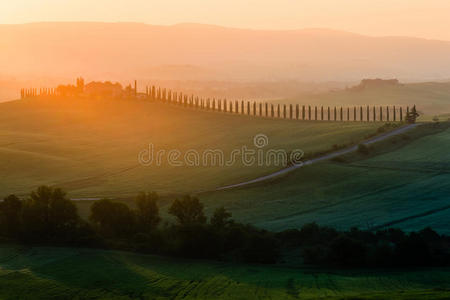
[
  {"left": 210, "top": 206, "right": 233, "bottom": 228},
  {"left": 90, "top": 199, "right": 135, "bottom": 237},
  {"left": 0, "top": 195, "right": 22, "bottom": 237},
  {"left": 21, "top": 186, "right": 78, "bottom": 240},
  {"left": 406, "top": 105, "right": 419, "bottom": 123},
  {"left": 168, "top": 195, "right": 206, "bottom": 225},
  {"left": 135, "top": 192, "right": 160, "bottom": 232}
]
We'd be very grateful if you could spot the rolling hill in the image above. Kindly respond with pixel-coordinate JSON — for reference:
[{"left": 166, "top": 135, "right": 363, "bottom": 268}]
[
  {"left": 198, "top": 122, "right": 450, "bottom": 234},
  {"left": 0, "top": 97, "right": 381, "bottom": 198}
]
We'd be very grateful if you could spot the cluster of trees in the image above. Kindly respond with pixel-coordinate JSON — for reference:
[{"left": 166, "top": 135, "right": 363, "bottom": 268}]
[
  {"left": 1, "top": 186, "right": 449, "bottom": 267},
  {"left": 0, "top": 187, "right": 277, "bottom": 263},
  {"left": 277, "top": 223, "right": 450, "bottom": 267}
]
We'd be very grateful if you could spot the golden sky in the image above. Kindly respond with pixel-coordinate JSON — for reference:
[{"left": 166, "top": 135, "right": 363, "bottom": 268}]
[{"left": 2, "top": 0, "right": 450, "bottom": 40}]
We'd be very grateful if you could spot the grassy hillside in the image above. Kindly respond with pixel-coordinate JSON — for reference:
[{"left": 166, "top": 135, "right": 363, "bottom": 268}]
[
  {"left": 0, "top": 97, "right": 382, "bottom": 198},
  {"left": 0, "top": 245, "right": 449, "bottom": 300},
  {"left": 198, "top": 123, "right": 450, "bottom": 234},
  {"left": 278, "top": 82, "right": 450, "bottom": 115}
]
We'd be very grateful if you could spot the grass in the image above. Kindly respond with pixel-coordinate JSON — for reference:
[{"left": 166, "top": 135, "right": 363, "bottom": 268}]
[
  {"left": 0, "top": 97, "right": 382, "bottom": 198},
  {"left": 196, "top": 122, "right": 450, "bottom": 234},
  {"left": 0, "top": 244, "right": 449, "bottom": 299}
]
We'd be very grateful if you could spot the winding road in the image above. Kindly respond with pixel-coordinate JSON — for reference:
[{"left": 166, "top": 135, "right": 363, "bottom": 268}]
[{"left": 215, "top": 123, "right": 419, "bottom": 191}]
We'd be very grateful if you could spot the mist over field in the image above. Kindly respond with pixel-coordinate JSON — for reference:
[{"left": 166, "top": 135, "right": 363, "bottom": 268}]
[{"left": 2, "top": 22, "right": 450, "bottom": 102}]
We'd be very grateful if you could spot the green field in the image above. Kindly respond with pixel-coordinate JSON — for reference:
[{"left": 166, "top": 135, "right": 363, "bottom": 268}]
[
  {"left": 277, "top": 82, "right": 450, "bottom": 115},
  {"left": 197, "top": 123, "right": 450, "bottom": 234},
  {"left": 0, "top": 244, "right": 449, "bottom": 300},
  {"left": 0, "top": 97, "right": 382, "bottom": 198}
]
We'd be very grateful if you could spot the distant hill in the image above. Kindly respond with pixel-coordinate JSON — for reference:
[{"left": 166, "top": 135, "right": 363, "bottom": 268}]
[
  {"left": 279, "top": 81, "right": 450, "bottom": 115},
  {"left": 2, "top": 22, "right": 450, "bottom": 83}
]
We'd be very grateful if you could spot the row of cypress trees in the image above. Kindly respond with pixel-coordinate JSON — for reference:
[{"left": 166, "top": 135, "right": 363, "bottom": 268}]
[
  {"left": 20, "top": 82, "right": 416, "bottom": 122},
  {"left": 21, "top": 88, "right": 58, "bottom": 98},
  {"left": 145, "top": 85, "right": 414, "bottom": 122}
]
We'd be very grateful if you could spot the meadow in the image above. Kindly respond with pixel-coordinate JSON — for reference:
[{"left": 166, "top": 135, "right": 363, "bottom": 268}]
[
  {"left": 198, "top": 122, "right": 450, "bottom": 234},
  {"left": 0, "top": 97, "right": 382, "bottom": 198},
  {"left": 0, "top": 244, "right": 449, "bottom": 300}
]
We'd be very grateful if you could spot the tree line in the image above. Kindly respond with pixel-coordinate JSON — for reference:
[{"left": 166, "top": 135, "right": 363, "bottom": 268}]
[
  {"left": 1, "top": 186, "right": 447, "bottom": 267},
  {"left": 21, "top": 77, "right": 419, "bottom": 123}
]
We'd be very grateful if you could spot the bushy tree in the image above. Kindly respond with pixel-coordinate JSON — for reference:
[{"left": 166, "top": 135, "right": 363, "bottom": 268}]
[
  {"left": 135, "top": 192, "right": 160, "bottom": 232},
  {"left": 0, "top": 195, "right": 22, "bottom": 237},
  {"left": 210, "top": 206, "right": 232, "bottom": 228},
  {"left": 21, "top": 186, "right": 79, "bottom": 240},
  {"left": 90, "top": 199, "right": 135, "bottom": 237},
  {"left": 168, "top": 195, "right": 206, "bottom": 225}
]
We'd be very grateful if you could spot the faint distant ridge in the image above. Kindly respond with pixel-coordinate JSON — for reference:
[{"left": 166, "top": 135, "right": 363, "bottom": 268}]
[
  {"left": 349, "top": 78, "right": 401, "bottom": 91},
  {"left": 2, "top": 22, "right": 450, "bottom": 82}
]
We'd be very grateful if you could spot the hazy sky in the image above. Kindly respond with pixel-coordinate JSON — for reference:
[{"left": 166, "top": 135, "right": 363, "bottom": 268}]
[{"left": 2, "top": 0, "right": 450, "bottom": 40}]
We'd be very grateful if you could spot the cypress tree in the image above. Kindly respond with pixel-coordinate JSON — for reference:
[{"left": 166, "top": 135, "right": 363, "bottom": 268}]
[
  {"left": 277, "top": 104, "right": 280, "bottom": 118},
  {"left": 265, "top": 103, "right": 269, "bottom": 117},
  {"left": 406, "top": 105, "right": 418, "bottom": 123},
  {"left": 328, "top": 107, "right": 331, "bottom": 121},
  {"left": 283, "top": 104, "right": 286, "bottom": 119},
  {"left": 334, "top": 107, "right": 337, "bottom": 121},
  {"left": 247, "top": 102, "right": 250, "bottom": 115},
  {"left": 367, "top": 106, "right": 370, "bottom": 122},
  {"left": 322, "top": 106, "right": 325, "bottom": 121},
  {"left": 308, "top": 105, "right": 311, "bottom": 120},
  {"left": 241, "top": 101, "right": 245, "bottom": 114},
  {"left": 386, "top": 106, "right": 390, "bottom": 121},
  {"left": 259, "top": 103, "right": 263, "bottom": 116},
  {"left": 380, "top": 106, "right": 383, "bottom": 121},
  {"left": 340, "top": 107, "right": 343, "bottom": 121},
  {"left": 290, "top": 104, "right": 293, "bottom": 119},
  {"left": 400, "top": 107, "right": 403, "bottom": 121},
  {"left": 393, "top": 106, "right": 396, "bottom": 121},
  {"left": 302, "top": 105, "right": 305, "bottom": 120},
  {"left": 224, "top": 99, "right": 227, "bottom": 112},
  {"left": 360, "top": 106, "right": 363, "bottom": 122},
  {"left": 354, "top": 107, "right": 357, "bottom": 121},
  {"left": 296, "top": 104, "right": 299, "bottom": 120},
  {"left": 314, "top": 106, "right": 317, "bottom": 120}
]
